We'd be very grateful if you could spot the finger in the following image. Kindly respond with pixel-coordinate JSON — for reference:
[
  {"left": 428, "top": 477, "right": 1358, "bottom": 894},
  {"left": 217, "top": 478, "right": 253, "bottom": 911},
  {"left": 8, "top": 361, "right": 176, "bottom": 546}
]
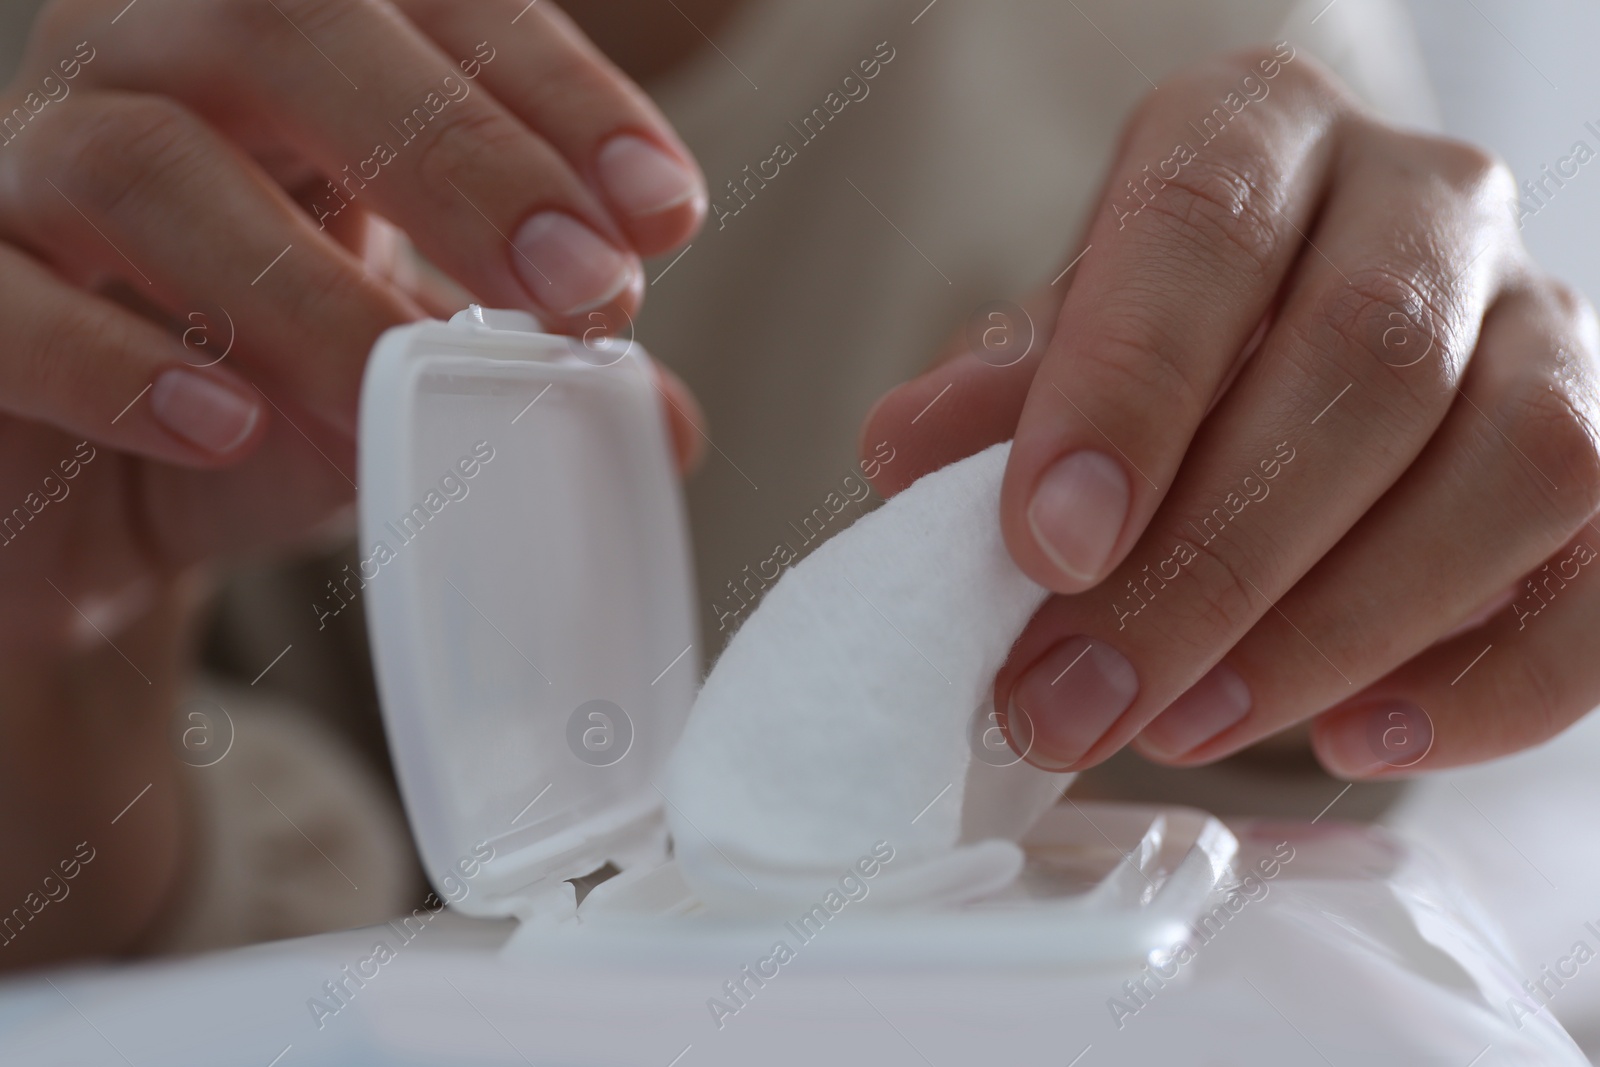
[
  {"left": 992, "top": 126, "right": 1520, "bottom": 773},
  {"left": 1136, "top": 278, "right": 1600, "bottom": 763},
  {"left": 398, "top": 0, "right": 706, "bottom": 255},
  {"left": 77, "top": 0, "right": 645, "bottom": 325},
  {"left": 858, "top": 280, "right": 1269, "bottom": 498},
  {"left": 1311, "top": 527, "right": 1600, "bottom": 777},
  {"left": 1000, "top": 45, "right": 1345, "bottom": 593},
  {"left": 136, "top": 387, "right": 359, "bottom": 569},
  {"left": 341, "top": 200, "right": 706, "bottom": 474},
  {"left": 0, "top": 242, "right": 265, "bottom": 465},
  {"left": 0, "top": 91, "right": 420, "bottom": 433},
  {"left": 341, "top": 211, "right": 478, "bottom": 318},
  {"left": 859, "top": 137, "right": 1114, "bottom": 496},
  {"left": 127, "top": 355, "right": 703, "bottom": 569},
  {"left": 858, "top": 287, "right": 1057, "bottom": 496},
  {"left": 653, "top": 359, "right": 708, "bottom": 473}
]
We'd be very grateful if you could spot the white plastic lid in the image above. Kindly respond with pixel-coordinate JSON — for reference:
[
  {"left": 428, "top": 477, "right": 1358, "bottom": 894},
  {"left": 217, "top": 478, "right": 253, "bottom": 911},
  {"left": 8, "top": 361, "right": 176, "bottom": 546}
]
[{"left": 358, "top": 308, "right": 699, "bottom": 916}]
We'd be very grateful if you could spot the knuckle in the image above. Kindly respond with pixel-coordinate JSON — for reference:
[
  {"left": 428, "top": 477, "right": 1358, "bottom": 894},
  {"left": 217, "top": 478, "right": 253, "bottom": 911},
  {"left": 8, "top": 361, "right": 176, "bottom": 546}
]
[
  {"left": 25, "top": 308, "right": 127, "bottom": 414},
  {"left": 1365, "top": 124, "right": 1518, "bottom": 209},
  {"left": 1541, "top": 275, "right": 1598, "bottom": 331},
  {"left": 1499, "top": 375, "right": 1600, "bottom": 520},
  {"left": 1424, "top": 135, "right": 1512, "bottom": 198},
  {"left": 1076, "top": 305, "right": 1210, "bottom": 414},
  {"left": 1131, "top": 154, "right": 1282, "bottom": 280},
  {"left": 50, "top": 95, "right": 201, "bottom": 215},
  {"left": 413, "top": 105, "right": 528, "bottom": 205},
  {"left": 1158, "top": 531, "right": 1263, "bottom": 642},
  {"left": 1315, "top": 266, "right": 1459, "bottom": 380}
]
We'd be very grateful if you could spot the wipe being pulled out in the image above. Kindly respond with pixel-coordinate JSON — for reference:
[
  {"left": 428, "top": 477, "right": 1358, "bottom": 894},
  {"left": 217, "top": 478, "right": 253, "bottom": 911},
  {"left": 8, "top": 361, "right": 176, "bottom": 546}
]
[{"left": 662, "top": 443, "right": 1073, "bottom": 913}]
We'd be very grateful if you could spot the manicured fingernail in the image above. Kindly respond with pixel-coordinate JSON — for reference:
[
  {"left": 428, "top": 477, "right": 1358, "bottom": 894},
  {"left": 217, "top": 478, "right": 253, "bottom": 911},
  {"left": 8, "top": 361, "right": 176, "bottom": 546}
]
[
  {"left": 1010, "top": 636, "right": 1138, "bottom": 769},
  {"left": 1316, "top": 699, "right": 1435, "bottom": 778},
  {"left": 1139, "top": 664, "right": 1252, "bottom": 759},
  {"left": 596, "top": 134, "right": 703, "bottom": 218},
  {"left": 150, "top": 369, "right": 260, "bottom": 455},
  {"left": 1028, "top": 450, "right": 1129, "bottom": 583},
  {"left": 511, "top": 211, "right": 637, "bottom": 315}
]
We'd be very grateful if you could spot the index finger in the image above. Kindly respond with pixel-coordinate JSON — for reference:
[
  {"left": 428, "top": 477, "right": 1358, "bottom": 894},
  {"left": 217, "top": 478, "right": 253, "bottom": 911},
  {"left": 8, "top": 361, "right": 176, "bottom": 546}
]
[
  {"left": 1001, "top": 45, "right": 1345, "bottom": 592},
  {"left": 76, "top": 0, "right": 661, "bottom": 323}
]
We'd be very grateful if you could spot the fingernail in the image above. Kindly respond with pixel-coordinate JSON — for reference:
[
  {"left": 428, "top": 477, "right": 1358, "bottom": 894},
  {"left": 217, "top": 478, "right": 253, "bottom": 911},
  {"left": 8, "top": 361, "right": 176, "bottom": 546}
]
[
  {"left": 1139, "top": 664, "right": 1252, "bottom": 759},
  {"left": 1316, "top": 699, "right": 1435, "bottom": 778},
  {"left": 150, "top": 369, "right": 260, "bottom": 455},
  {"left": 596, "top": 134, "right": 703, "bottom": 218},
  {"left": 1028, "top": 451, "right": 1129, "bottom": 583},
  {"left": 1010, "top": 636, "right": 1138, "bottom": 768},
  {"left": 511, "top": 211, "right": 637, "bottom": 316}
]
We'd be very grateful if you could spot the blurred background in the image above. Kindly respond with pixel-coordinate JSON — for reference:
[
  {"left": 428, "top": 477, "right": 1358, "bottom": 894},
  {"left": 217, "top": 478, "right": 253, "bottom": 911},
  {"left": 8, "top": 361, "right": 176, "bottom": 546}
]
[{"left": 1408, "top": 0, "right": 1600, "bottom": 301}]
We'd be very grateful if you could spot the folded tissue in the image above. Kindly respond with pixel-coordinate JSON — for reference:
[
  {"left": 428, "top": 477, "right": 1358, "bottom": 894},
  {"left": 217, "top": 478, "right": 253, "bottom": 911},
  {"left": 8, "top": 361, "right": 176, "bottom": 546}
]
[{"left": 662, "top": 442, "right": 1073, "bottom": 913}]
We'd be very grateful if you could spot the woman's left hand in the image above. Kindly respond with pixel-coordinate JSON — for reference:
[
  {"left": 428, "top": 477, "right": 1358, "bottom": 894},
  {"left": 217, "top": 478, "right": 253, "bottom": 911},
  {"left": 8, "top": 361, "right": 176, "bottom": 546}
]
[{"left": 862, "top": 44, "right": 1600, "bottom": 780}]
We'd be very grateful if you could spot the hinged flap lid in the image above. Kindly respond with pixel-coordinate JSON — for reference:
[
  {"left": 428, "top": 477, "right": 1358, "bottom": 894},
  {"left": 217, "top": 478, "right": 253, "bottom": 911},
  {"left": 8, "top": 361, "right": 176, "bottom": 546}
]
[{"left": 358, "top": 308, "right": 699, "bottom": 916}]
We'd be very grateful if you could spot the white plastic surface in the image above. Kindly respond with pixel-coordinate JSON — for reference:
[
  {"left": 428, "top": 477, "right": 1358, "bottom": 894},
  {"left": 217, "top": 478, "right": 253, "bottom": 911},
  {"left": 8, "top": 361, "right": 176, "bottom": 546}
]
[
  {"left": 1, "top": 810, "right": 1585, "bottom": 1066},
  {"left": 520, "top": 804, "right": 1240, "bottom": 970},
  {"left": 358, "top": 311, "right": 698, "bottom": 917}
]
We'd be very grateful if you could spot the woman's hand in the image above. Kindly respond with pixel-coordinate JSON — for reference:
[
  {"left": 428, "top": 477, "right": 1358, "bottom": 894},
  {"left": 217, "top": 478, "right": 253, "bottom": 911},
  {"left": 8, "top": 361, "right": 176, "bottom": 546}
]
[
  {"left": 863, "top": 44, "right": 1600, "bottom": 780},
  {"left": 0, "top": 0, "right": 707, "bottom": 649},
  {"left": 0, "top": 0, "right": 706, "bottom": 967}
]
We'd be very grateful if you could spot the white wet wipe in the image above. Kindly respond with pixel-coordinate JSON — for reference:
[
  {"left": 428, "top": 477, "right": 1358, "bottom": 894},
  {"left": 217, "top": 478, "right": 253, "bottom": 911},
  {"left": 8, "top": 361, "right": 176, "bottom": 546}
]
[{"left": 662, "top": 442, "right": 1073, "bottom": 913}]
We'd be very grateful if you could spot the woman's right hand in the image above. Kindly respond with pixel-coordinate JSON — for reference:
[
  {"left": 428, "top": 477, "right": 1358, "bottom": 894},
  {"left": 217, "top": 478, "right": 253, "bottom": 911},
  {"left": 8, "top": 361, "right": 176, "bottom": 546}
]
[{"left": 0, "top": 0, "right": 708, "bottom": 649}]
